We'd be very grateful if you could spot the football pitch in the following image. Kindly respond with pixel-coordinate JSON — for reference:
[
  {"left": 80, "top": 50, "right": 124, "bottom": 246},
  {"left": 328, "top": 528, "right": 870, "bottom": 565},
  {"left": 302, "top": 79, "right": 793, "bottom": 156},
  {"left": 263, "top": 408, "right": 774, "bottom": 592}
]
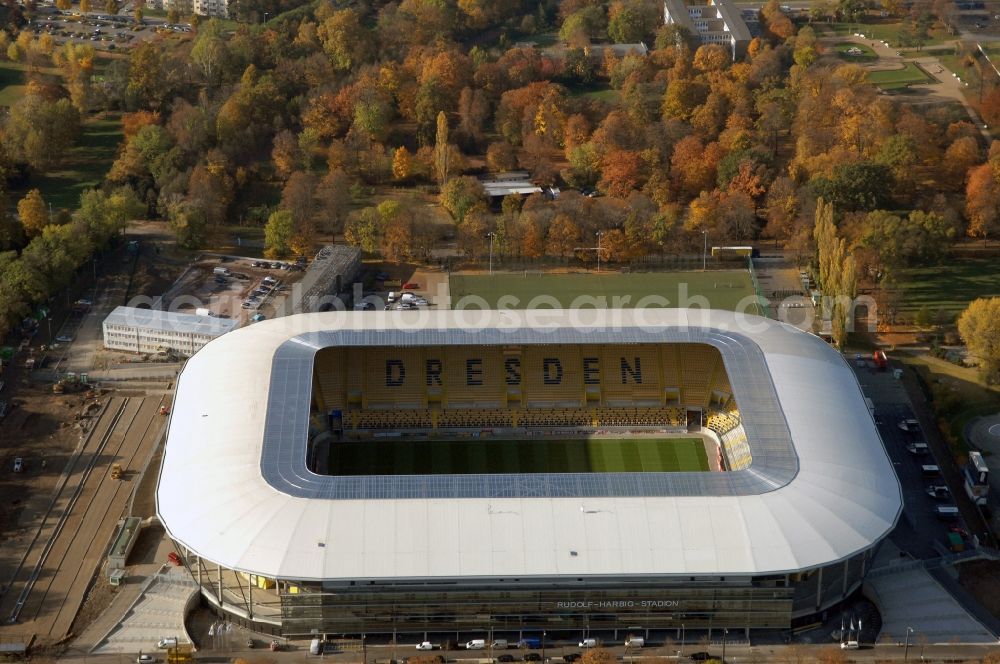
[
  {"left": 329, "top": 437, "right": 710, "bottom": 475},
  {"left": 449, "top": 271, "right": 762, "bottom": 314}
]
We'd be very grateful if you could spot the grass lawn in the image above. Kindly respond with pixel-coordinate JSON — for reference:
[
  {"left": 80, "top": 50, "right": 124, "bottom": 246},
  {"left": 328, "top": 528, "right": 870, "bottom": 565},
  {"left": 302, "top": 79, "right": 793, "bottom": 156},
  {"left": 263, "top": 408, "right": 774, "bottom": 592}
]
[
  {"left": 328, "top": 437, "right": 710, "bottom": 475},
  {"left": 835, "top": 41, "right": 878, "bottom": 62},
  {"left": 825, "top": 21, "right": 953, "bottom": 47},
  {"left": 867, "top": 62, "right": 932, "bottom": 88},
  {"left": 0, "top": 60, "right": 62, "bottom": 107},
  {"left": 14, "top": 114, "right": 124, "bottom": 210},
  {"left": 449, "top": 270, "right": 763, "bottom": 314},
  {"left": 894, "top": 257, "right": 1000, "bottom": 318}
]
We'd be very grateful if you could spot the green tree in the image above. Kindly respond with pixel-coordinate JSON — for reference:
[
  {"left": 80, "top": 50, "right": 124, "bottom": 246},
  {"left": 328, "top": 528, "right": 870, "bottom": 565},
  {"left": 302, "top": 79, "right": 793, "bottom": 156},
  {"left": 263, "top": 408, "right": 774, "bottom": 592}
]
[
  {"left": 190, "top": 24, "right": 230, "bottom": 88},
  {"left": 3, "top": 94, "right": 81, "bottom": 172},
  {"left": 809, "top": 162, "right": 893, "bottom": 212},
  {"left": 167, "top": 202, "right": 208, "bottom": 249},
  {"left": 957, "top": 297, "right": 1000, "bottom": 382},
  {"left": 317, "top": 9, "right": 368, "bottom": 71},
  {"left": 166, "top": 7, "right": 179, "bottom": 24},
  {"left": 264, "top": 209, "right": 294, "bottom": 258},
  {"left": 344, "top": 207, "right": 380, "bottom": 253},
  {"left": 439, "top": 176, "right": 486, "bottom": 223}
]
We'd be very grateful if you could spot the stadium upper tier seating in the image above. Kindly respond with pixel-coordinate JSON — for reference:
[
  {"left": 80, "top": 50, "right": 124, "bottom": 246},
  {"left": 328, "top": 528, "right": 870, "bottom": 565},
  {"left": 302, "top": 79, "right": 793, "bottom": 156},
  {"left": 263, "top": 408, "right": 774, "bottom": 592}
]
[{"left": 313, "top": 344, "right": 738, "bottom": 432}]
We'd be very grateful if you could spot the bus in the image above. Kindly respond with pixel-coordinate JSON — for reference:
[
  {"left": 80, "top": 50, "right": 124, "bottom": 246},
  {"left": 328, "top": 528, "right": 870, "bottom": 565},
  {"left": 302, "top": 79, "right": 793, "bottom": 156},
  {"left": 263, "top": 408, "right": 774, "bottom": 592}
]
[{"left": 964, "top": 450, "right": 990, "bottom": 506}]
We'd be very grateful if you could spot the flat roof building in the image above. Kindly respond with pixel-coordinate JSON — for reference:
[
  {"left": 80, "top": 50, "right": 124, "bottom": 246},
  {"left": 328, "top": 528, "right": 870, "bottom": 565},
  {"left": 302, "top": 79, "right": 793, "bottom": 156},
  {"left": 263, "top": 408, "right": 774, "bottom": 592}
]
[
  {"left": 103, "top": 306, "right": 238, "bottom": 358},
  {"left": 664, "top": 0, "right": 752, "bottom": 60}
]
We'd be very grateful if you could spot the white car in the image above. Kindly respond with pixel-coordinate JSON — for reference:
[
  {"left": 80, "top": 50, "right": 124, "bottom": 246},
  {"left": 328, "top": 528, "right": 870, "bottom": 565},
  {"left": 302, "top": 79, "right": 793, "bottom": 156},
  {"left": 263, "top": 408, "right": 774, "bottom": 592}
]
[
  {"left": 13, "top": 457, "right": 23, "bottom": 473},
  {"left": 898, "top": 419, "right": 921, "bottom": 433},
  {"left": 416, "top": 642, "right": 434, "bottom": 650},
  {"left": 137, "top": 655, "right": 155, "bottom": 664}
]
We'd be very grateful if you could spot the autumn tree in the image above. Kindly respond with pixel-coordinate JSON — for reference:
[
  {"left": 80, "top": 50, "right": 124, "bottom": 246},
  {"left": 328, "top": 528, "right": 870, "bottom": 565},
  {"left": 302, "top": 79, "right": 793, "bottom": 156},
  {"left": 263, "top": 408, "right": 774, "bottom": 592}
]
[
  {"left": 579, "top": 648, "right": 616, "bottom": 664},
  {"left": 486, "top": 142, "right": 518, "bottom": 172},
  {"left": 965, "top": 163, "right": 1000, "bottom": 245},
  {"left": 958, "top": 297, "right": 1000, "bottom": 382},
  {"left": 599, "top": 149, "right": 646, "bottom": 198},
  {"left": 392, "top": 146, "right": 413, "bottom": 181},
  {"left": 272, "top": 130, "right": 302, "bottom": 180},
  {"left": 760, "top": 0, "right": 795, "bottom": 40},
  {"left": 315, "top": 169, "right": 351, "bottom": 237},
  {"left": 940, "top": 136, "right": 980, "bottom": 190},
  {"left": 380, "top": 201, "right": 413, "bottom": 261},
  {"left": 53, "top": 42, "right": 95, "bottom": 113},
  {"left": 17, "top": 189, "right": 50, "bottom": 238},
  {"left": 545, "top": 213, "right": 581, "bottom": 259},
  {"left": 434, "top": 111, "right": 451, "bottom": 184}
]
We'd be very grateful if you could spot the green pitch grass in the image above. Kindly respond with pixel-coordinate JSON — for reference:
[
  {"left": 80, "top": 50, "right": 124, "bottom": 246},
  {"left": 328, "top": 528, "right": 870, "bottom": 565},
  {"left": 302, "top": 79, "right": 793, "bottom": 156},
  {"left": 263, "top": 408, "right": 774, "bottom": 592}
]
[
  {"left": 329, "top": 437, "right": 710, "bottom": 475},
  {"left": 449, "top": 271, "right": 761, "bottom": 314}
]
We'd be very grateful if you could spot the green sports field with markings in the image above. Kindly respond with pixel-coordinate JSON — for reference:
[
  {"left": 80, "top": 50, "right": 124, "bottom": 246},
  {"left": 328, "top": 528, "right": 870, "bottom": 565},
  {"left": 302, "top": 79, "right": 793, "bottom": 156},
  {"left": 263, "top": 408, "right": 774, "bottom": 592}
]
[
  {"left": 329, "top": 437, "right": 709, "bottom": 475},
  {"left": 448, "top": 271, "right": 762, "bottom": 315}
]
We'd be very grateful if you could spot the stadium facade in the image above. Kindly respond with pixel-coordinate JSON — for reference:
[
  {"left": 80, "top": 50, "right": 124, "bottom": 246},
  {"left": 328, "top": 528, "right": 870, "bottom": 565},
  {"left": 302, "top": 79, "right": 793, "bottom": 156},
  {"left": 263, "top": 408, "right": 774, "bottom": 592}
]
[{"left": 156, "top": 309, "right": 902, "bottom": 637}]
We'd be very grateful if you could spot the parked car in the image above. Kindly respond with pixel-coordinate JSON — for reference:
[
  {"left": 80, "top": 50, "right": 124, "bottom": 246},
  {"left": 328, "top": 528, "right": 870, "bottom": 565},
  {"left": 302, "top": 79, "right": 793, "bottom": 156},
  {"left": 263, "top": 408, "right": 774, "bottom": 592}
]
[
  {"left": 13, "top": 457, "right": 23, "bottom": 472},
  {"left": 688, "top": 654, "right": 717, "bottom": 662},
  {"left": 498, "top": 655, "right": 515, "bottom": 662},
  {"left": 524, "top": 654, "right": 541, "bottom": 662},
  {"left": 402, "top": 282, "right": 420, "bottom": 289},
  {"left": 898, "top": 419, "right": 921, "bottom": 433},
  {"left": 562, "top": 655, "right": 580, "bottom": 663},
  {"left": 416, "top": 642, "right": 434, "bottom": 651},
  {"left": 55, "top": 334, "right": 74, "bottom": 343},
  {"left": 136, "top": 655, "right": 155, "bottom": 664}
]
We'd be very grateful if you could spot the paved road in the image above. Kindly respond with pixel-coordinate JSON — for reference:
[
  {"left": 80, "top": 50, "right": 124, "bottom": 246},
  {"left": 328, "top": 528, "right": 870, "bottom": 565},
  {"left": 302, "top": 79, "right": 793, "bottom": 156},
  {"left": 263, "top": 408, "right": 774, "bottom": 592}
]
[{"left": 0, "top": 396, "right": 167, "bottom": 645}]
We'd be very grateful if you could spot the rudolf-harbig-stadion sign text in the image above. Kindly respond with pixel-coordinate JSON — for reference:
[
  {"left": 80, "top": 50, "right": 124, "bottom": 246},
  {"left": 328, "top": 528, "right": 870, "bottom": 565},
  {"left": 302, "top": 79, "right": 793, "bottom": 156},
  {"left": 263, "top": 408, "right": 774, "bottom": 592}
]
[{"left": 556, "top": 600, "right": 680, "bottom": 609}]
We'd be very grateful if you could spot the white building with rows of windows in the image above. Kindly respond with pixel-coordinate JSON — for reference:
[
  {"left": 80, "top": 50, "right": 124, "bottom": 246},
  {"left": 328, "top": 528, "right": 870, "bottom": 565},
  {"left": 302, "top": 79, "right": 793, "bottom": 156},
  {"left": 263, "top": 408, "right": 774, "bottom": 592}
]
[
  {"left": 103, "top": 306, "right": 238, "bottom": 358},
  {"left": 663, "top": 0, "right": 751, "bottom": 60}
]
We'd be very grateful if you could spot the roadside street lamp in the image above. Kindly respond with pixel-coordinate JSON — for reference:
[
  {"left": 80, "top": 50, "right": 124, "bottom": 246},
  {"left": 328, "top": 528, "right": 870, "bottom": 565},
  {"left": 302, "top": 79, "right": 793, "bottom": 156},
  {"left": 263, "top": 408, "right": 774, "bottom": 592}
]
[
  {"left": 702, "top": 230, "right": 708, "bottom": 271},
  {"left": 542, "top": 630, "right": 546, "bottom": 663},
  {"left": 487, "top": 231, "right": 496, "bottom": 275},
  {"left": 679, "top": 623, "right": 685, "bottom": 658},
  {"left": 721, "top": 628, "right": 728, "bottom": 664},
  {"left": 904, "top": 626, "right": 914, "bottom": 661}
]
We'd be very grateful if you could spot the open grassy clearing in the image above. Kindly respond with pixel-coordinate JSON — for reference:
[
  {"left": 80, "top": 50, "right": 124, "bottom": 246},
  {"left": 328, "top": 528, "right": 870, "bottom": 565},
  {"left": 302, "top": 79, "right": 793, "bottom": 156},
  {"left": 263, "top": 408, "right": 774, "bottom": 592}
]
[
  {"left": 13, "top": 114, "right": 124, "bottom": 210},
  {"left": 449, "top": 270, "right": 762, "bottom": 314},
  {"left": 894, "top": 257, "right": 1000, "bottom": 318},
  {"left": 824, "top": 21, "right": 954, "bottom": 47},
  {"left": 328, "top": 437, "right": 710, "bottom": 475},
  {"left": 867, "top": 61, "right": 932, "bottom": 88}
]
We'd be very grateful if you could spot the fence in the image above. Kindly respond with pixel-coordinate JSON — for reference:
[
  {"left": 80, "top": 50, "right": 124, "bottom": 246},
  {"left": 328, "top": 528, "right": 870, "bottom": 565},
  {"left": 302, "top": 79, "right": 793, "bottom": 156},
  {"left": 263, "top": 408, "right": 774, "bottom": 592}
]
[{"left": 746, "top": 257, "right": 772, "bottom": 319}]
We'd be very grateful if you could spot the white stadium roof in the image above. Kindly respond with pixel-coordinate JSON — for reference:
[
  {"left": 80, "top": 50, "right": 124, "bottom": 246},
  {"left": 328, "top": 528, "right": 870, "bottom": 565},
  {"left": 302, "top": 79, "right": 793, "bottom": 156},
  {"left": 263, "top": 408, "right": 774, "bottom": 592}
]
[{"left": 157, "top": 309, "right": 901, "bottom": 582}]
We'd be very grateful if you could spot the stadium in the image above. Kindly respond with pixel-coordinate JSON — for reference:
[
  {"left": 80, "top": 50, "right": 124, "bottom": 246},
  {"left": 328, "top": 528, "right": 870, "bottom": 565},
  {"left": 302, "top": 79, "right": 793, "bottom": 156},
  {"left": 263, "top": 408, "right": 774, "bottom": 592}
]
[{"left": 156, "top": 308, "right": 902, "bottom": 638}]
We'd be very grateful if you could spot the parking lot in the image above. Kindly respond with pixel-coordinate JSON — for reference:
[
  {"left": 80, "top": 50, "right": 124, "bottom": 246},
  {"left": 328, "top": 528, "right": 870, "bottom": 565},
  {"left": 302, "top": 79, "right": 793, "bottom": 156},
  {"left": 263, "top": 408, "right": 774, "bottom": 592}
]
[
  {"left": 28, "top": 7, "right": 184, "bottom": 51},
  {"left": 159, "top": 254, "right": 309, "bottom": 326},
  {"left": 852, "top": 355, "right": 981, "bottom": 557}
]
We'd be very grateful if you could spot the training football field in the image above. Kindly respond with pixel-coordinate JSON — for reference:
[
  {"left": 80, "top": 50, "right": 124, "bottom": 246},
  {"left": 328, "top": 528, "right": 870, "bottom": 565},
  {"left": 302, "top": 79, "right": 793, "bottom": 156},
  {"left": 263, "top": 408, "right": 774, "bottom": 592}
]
[
  {"left": 329, "top": 437, "right": 710, "bottom": 475},
  {"left": 448, "top": 271, "right": 762, "bottom": 314}
]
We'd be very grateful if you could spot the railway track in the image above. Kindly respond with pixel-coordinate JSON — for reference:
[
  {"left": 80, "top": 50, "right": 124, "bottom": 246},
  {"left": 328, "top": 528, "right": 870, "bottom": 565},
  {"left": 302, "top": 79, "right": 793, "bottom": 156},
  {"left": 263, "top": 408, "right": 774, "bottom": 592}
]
[
  {"left": 0, "top": 395, "right": 168, "bottom": 641},
  {"left": 2, "top": 397, "right": 129, "bottom": 623}
]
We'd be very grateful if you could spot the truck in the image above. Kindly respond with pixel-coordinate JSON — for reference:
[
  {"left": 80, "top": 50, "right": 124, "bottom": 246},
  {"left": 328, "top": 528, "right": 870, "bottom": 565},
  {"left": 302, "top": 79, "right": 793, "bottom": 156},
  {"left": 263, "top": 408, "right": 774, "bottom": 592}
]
[{"left": 213, "top": 267, "right": 231, "bottom": 276}]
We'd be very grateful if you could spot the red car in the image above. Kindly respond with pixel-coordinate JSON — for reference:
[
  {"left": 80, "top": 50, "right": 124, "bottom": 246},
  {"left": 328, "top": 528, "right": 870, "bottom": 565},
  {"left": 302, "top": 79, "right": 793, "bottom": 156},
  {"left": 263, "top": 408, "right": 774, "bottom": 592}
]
[{"left": 402, "top": 282, "right": 420, "bottom": 290}]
